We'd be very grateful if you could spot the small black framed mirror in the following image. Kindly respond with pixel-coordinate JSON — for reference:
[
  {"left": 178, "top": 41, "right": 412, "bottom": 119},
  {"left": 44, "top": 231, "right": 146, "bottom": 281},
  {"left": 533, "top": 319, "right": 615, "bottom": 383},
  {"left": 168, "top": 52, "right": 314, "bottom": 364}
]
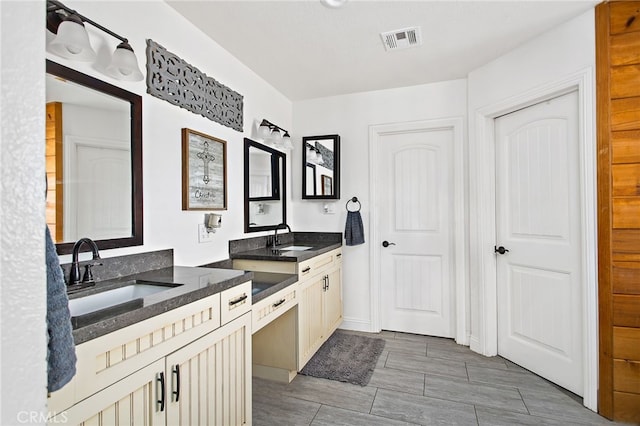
[
  {"left": 244, "top": 138, "right": 286, "bottom": 232},
  {"left": 302, "top": 134, "right": 340, "bottom": 199}
]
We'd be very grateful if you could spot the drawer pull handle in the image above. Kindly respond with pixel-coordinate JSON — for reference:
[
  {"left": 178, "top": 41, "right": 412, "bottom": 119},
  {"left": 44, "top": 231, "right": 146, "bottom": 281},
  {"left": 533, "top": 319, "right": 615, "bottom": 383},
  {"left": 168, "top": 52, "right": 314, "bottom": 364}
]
[
  {"left": 229, "top": 294, "right": 248, "bottom": 306},
  {"left": 336, "top": 253, "right": 342, "bottom": 258},
  {"left": 172, "top": 364, "right": 180, "bottom": 402},
  {"left": 302, "top": 267, "right": 311, "bottom": 273},
  {"left": 273, "top": 298, "right": 286, "bottom": 308},
  {"left": 157, "top": 372, "right": 165, "bottom": 412}
]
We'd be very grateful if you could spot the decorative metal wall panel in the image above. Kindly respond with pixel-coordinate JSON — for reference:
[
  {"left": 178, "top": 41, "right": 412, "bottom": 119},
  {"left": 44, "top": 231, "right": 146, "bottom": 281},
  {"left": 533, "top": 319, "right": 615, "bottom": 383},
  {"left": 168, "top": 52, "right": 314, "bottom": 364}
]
[
  {"left": 315, "top": 142, "right": 334, "bottom": 170},
  {"left": 146, "top": 39, "right": 243, "bottom": 132}
]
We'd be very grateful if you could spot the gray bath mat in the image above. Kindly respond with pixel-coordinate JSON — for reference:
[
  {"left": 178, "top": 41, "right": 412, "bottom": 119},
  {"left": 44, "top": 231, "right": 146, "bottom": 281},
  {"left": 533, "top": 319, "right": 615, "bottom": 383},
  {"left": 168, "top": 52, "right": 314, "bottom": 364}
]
[{"left": 300, "top": 331, "right": 385, "bottom": 386}]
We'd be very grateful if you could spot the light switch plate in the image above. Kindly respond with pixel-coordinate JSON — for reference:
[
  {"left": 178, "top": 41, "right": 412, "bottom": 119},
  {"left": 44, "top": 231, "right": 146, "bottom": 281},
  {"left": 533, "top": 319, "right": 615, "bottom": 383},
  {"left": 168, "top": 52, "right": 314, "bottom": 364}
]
[{"left": 198, "top": 224, "right": 215, "bottom": 243}]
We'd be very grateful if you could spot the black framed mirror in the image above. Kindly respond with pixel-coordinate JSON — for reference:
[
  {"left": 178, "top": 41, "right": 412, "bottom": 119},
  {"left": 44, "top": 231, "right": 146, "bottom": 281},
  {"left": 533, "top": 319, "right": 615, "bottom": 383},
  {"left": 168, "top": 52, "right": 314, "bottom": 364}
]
[
  {"left": 244, "top": 138, "right": 286, "bottom": 232},
  {"left": 302, "top": 134, "right": 340, "bottom": 199},
  {"left": 46, "top": 60, "right": 143, "bottom": 254}
]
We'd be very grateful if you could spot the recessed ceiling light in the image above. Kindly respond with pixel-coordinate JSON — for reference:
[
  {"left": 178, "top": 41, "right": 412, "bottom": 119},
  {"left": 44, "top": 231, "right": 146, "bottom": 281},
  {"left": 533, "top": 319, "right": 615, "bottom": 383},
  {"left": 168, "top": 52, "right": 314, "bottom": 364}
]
[{"left": 320, "top": 0, "right": 348, "bottom": 9}]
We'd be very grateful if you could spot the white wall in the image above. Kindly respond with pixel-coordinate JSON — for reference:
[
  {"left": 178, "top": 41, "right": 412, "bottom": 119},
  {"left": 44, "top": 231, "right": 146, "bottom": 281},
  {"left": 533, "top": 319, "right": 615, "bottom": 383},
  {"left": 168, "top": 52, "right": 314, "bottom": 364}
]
[
  {"left": 292, "top": 80, "right": 467, "bottom": 331},
  {"left": 467, "top": 9, "right": 595, "bottom": 352},
  {"left": 1, "top": 1, "right": 48, "bottom": 424},
  {"left": 48, "top": 1, "right": 293, "bottom": 266}
]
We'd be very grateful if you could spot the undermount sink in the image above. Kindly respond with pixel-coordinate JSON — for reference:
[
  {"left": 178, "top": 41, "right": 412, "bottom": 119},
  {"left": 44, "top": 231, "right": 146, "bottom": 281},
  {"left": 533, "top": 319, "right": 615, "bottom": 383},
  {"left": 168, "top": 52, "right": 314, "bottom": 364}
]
[
  {"left": 277, "top": 245, "right": 313, "bottom": 251},
  {"left": 68, "top": 281, "right": 179, "bottom": 318}
]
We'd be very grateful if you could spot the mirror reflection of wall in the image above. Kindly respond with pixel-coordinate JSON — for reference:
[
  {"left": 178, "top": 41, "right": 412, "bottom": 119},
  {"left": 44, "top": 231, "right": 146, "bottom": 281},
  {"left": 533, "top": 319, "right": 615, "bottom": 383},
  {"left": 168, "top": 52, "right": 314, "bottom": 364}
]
[
  {"left": 248, "top": 146, "right": 276, "bottom": 199},
  {"left": 244, "top": 138, "right": 287, "bottom": 232},
  {"left": 47, "top": 74, "right": 132, "bottom": 243},
  {"left": 46, "top": 60, "right": 143, "bottom": 254},
  {"left": 302, "top": 135, "right": 340, "bottom": 200}
]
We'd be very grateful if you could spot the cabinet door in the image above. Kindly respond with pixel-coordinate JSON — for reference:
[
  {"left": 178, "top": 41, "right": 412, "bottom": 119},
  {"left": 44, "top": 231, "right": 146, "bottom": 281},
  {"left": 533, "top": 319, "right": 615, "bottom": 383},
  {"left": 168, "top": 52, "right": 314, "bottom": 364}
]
[
  {"left": 323, "top": 266, "right": 343, "bottom": 337},
  {"left": 49, "top": 359, "right": 166, "bottom": 426},
  {"left": 298, "top": 275, "right": 325, "bottom": 368},
  {"left": 165, "top": 312, "right": 251, "bottom": 426}
]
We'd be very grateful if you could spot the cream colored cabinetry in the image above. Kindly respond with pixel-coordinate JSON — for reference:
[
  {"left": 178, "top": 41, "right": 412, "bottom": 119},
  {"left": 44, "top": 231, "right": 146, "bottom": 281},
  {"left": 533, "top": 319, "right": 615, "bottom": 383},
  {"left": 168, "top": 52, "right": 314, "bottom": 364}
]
[
  {"left": 298, "top": 274, "right": 326, "bottom": 366},
  {"left": 49, "top": 358, "right": 166, "bottom": 426},
  {"left": 232, "top": 247, "right": 343, "bottom": 372},
  {"left": 252, "top": 283, "right": 297, "bottom": 334},
  {"left": 298, "top": 252, "right": 343, "bottom": 369},
  {"left": 166, "top": 313, "right": 251, "bottom": 426},
  {"left": 323, "top": 266, "right": 343, "bottom": 338},
  {"left": 49, "top": 286, "right": 252, "bottom": 426}
]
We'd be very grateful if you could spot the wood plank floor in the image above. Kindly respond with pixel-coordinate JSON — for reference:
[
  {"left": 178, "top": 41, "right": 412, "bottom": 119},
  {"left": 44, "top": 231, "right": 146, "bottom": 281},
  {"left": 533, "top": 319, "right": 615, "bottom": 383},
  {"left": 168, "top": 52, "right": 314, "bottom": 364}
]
[{"left": 253, "top": 330, "right": 623, "bottom": 425}]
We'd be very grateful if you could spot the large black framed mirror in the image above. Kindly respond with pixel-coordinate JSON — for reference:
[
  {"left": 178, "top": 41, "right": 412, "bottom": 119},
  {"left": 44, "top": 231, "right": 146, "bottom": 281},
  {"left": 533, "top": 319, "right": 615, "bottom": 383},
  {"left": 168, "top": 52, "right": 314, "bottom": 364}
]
[
  {"left": 302, "top": 134, "right": 340, "bottom": 199},
  {"left": 46, "top": 60, "right": 143, "bottom": 254},
  {"left": 244, "top": 138, "right": 286, "bottom": 232}
]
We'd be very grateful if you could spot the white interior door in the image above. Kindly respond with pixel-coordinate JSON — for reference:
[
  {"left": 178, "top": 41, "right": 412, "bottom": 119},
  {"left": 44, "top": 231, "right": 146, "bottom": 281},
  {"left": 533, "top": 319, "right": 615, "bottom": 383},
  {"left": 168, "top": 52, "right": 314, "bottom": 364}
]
[
  {"left": 495, "top": 90, "right": 583, "bottom": 395},
  {"left": 379, "top": 127, "right": 455, "bottom": 337},
  {"left": 65, "top": 135, "right": 131, "bottom": 241}
]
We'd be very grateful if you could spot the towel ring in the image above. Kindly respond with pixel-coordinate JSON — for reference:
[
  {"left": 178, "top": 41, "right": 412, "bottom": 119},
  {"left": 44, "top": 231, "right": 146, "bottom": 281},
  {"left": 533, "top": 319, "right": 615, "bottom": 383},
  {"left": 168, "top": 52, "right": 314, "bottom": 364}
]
[{"left": 346, "top": 196, "right": 361, "bottom": 212}]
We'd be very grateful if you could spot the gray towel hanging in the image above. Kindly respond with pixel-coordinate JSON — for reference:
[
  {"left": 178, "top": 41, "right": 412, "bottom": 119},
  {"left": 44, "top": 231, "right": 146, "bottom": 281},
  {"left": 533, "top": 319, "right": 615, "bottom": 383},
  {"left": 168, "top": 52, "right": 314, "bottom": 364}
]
[
  {"left": 46, "top": 226, "right": 77, "bottom": 392},
  {"left": 345, "top": 197, "right": 365, "bottom": 246}
]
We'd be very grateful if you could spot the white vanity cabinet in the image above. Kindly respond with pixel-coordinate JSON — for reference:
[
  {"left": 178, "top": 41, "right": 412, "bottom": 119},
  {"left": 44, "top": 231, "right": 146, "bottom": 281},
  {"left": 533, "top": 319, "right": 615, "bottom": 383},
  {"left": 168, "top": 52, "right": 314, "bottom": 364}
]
[
  {"left": 48, "top": 287, "right": 252, "bottom": 426},
  {"left": 165, "top": 312, "right": 251, "bottom": 426},
  {"left": 233, "top": 247, "right": 343, "bottom": 370},
  {"left": 297, "top": 249, "right": 343, "bottom": 368},
  {"left": 49, "top": 358, "right": 166, "bottom": 425}
]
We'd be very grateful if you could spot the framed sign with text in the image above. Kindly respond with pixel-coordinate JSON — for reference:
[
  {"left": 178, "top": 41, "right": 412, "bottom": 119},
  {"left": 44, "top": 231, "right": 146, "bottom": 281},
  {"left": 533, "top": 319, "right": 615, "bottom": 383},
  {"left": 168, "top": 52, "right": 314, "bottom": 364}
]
[{"left": 181, "top": 128, "right": 227, "bottom": 210}]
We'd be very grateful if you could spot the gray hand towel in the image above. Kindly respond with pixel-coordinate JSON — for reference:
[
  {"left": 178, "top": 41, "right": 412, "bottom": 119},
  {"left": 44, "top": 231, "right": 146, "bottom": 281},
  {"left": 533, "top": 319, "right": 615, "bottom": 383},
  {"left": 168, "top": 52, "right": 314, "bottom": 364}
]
[
  {"left": 345, "top": 211, "right": 365, "bottom": 246},
  {"left": 46, "top": 226, "right": 76, "bottom": 392}
]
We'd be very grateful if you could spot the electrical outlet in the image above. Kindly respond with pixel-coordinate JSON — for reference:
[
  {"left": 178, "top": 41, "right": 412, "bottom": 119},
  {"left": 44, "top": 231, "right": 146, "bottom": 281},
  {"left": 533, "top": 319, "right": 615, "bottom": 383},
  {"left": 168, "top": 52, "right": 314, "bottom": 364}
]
[
  {"left": 323, "top": 203, "right": 336, "bottom": 214},
  {"left": 198, "top": 224, "right": 215, "bottom": 243}
]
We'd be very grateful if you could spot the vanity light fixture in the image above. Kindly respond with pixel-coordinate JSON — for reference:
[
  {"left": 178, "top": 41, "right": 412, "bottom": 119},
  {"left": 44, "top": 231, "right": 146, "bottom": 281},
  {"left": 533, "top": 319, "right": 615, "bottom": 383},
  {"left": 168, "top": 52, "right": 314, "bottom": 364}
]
[
  {"left": 46, "top": 0, "right": 143, "bottom": 82},
  {"left": 306, "top": 144, "right": 324, "bottom": 165},
  {"left": 258, "top": 119, "right": 293, "bottom": 149}
]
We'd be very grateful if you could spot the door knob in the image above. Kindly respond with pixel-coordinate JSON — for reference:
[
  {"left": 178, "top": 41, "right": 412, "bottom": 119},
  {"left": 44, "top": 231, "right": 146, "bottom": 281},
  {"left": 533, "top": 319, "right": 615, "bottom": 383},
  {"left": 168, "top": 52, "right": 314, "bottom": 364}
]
[
  {"left": 494, "top": 246, "right": 510, "bottom": 255},
  {"left": 382, "top": 241, "right": 396, "bottom": 248}
]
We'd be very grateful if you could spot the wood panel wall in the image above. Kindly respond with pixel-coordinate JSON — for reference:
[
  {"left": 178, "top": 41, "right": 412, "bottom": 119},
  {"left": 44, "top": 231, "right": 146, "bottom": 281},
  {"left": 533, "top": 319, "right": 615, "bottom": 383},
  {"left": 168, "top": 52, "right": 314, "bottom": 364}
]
[
  {"left": 46, "top": 102, "right": 63, "bottom": 241},
  {"left": 596, "top": 1, "right": 640, "bottom": 422}
]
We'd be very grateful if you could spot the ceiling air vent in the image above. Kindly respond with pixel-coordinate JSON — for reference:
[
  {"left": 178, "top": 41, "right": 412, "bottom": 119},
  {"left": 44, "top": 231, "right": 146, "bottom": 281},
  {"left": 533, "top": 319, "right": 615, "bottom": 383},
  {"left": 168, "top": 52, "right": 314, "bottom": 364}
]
[{"left": 380, "top": 27, "right": 422, "bottom": 51}]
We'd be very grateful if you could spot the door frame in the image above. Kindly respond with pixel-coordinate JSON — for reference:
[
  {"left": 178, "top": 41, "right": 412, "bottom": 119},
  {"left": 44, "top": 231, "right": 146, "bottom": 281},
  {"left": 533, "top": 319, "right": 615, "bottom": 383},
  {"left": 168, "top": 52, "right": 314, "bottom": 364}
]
[
  {"left": 469, "top": 69, "right": 597, "bottom": 409},
  {"left": 369, "top": 117, "right": 467, "bottom": 344}
]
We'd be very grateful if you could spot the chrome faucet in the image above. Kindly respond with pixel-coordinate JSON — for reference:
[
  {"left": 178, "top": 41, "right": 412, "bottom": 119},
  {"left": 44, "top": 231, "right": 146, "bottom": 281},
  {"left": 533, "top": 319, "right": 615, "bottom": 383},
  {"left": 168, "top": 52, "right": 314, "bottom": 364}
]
[
  {"left": 272, "top": 223, "right": 292, "bottom": 248},
  {"left": 69, "top": 238, "right": 102, "bottom": 286}
]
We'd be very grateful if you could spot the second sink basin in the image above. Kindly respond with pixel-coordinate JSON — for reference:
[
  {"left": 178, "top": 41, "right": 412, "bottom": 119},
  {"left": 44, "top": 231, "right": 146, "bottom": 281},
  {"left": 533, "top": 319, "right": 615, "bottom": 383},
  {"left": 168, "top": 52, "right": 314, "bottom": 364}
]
[
  {"left": 68, "top": 281, "right": 179, "bottom": 318},
  {"left": 278, "top": 245, "right": 313, "bottom": 251}
]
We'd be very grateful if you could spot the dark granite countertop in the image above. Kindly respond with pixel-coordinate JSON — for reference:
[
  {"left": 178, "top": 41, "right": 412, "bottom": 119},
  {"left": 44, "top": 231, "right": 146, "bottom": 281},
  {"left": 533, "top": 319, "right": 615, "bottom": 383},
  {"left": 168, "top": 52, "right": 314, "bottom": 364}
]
[
  {"left": 199, "top": 260, "right": 298, "bottom": 304},
  {"left": 70, "top": 233, "right": 341, "bottom": 345},
  {"left": 229, "top": 240, "right": 342, "bottom": 262},
  {"left": 228, "top": 232, "right": 342, "bottom": 263},
  {"left": 251, "top": 272, "right": 298, "bottom": 303},
  {"left": 70, "top": 266, "right": 253, "bottom": 345}
]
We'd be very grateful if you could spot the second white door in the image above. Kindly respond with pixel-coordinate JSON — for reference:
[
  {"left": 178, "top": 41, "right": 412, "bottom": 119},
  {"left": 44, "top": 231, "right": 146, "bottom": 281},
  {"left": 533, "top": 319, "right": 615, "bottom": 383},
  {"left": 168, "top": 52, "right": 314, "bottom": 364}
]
[
  {"left": 495, "top": 90, "right": 583, "bottom": 395},
  {"left": 378, "top": 126, "right": 455, "bottom": 337}
]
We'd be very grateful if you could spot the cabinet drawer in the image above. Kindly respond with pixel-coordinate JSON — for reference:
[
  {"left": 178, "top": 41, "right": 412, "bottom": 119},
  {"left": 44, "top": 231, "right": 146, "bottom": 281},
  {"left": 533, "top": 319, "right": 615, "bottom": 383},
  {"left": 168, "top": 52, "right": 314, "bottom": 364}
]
[
  {"left": 252, "top": 284, "right": 298, "bottom": 333},
  {"left": 220, "top": 281, "right": 252, "bottom": 325},
  {"left": 298, "top": 248, "right": 342, "bottom": 280},
  {"left": 48, "top": 292, "right": 221, "bottom": 414}
]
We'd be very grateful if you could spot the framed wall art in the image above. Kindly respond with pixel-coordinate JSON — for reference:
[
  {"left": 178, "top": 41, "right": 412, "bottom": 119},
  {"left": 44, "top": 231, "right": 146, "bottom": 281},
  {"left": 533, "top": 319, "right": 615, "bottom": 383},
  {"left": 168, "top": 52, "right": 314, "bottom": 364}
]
[
  {"left": 321, "top": 175, "right": 333, "bottom": 196},
  {"left": 182, "top": 128, "right": 227, "bottom": 210}
]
